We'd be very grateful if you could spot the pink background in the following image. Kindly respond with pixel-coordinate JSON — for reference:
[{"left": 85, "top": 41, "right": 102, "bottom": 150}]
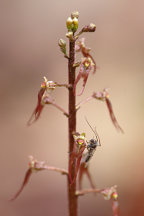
[{"left": 1, "top": 0, "right": 144, "bottom": 215}]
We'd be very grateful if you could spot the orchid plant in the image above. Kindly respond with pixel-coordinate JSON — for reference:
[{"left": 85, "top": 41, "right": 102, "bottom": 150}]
[{"left": 11, "top": 11, "right": 123, "bottom": 216}]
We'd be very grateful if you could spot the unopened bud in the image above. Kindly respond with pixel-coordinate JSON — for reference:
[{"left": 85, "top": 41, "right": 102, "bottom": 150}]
[
  {"left": 66, "top": 31, "right": 73, "bottom": 40},
  {"left": 66, "top": 17, "right": 73, "bottom": 31},
  {"left": 82, "top": 23, "right": 96, "bottom": 32},
  {"left": 71, "top": 11, "right": 79, "bottom": 19},
  {"left": 58, "top": 39, "right": 66, "bottom": 47},
  {"left": 58, "top": 39, "right": 66, "bottom": 55},
  {"left": 72, "top": 17, "right": 78, "bottom": 32}
]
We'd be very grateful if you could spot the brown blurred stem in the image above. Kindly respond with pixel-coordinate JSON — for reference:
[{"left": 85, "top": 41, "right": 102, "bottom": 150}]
[{"left": 68, "top": 38, "right": 78, "bottom": 216}]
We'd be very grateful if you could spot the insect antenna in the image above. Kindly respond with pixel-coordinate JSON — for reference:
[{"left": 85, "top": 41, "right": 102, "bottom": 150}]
[{"left": 85, "top": 117, "right": 101, "bottom": 146}]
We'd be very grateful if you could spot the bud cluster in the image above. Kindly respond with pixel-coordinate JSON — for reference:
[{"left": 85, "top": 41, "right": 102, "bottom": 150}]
[{"left": 66, "top": 11, "right": 79, "bottom": 34}]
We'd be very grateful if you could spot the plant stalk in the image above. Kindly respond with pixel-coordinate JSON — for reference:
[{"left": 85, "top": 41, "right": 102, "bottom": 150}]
[{"left": 68, "top": 39, "right": 78, "bottom": 216}]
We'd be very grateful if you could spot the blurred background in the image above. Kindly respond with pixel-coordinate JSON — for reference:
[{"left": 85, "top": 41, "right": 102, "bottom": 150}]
[{"left": 0, "top": 0, "right": 144, "bottom": 215}]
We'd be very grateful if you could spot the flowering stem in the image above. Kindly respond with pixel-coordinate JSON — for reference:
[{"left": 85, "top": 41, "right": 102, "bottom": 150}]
[{"left": 68, "top": 38, "right": 78, "bottom": 216}]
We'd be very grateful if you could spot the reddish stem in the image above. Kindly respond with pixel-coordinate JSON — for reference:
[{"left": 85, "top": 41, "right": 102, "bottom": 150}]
[{"left": 68, "top": 39, "right": 78, "bottom": 216}]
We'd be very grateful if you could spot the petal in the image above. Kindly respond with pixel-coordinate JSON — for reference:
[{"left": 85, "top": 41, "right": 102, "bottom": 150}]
[
  {"left": 10, "top": 168, "right": 32, "bottom": 201},
  {"left": 27, "top": 88, "right": 45, "bottom": 126},
  {"left": 77, "top": 66, "right": 92, "bottom": 96},
  {"left": 105, "top": 97, "right": 124, "bottom": 133}
]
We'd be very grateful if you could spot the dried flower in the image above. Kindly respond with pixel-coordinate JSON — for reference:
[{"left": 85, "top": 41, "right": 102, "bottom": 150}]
[
  {"left": 73, "top": 57, "right": 94, "bottom": 96},
  {"left": 93, "top": 89, "right": 124, "bottom": 133},
  {"left": 69, "top": 133, "right": 86, "bottom": 185}
]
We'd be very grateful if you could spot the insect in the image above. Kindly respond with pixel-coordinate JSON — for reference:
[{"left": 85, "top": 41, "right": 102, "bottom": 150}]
[{"left": 84, "top": 118, "right": 101, "bottom": 164}]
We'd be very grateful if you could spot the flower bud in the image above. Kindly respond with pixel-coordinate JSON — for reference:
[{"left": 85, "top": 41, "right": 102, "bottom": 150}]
[
  {"left": 71, "top": 11, "right": 79, "bottom": 19},
  {"left": 82, "top": 23, "right": 96, "bottom": 32},
  {"left": 72, "top": 17, "right": 79, "bottom": 32},
  {"left": 58, "top": 39, "right": 66, "bottom": 55},
  {"left": 66, "top": 31, "right": 73, "bottom": 40},
  {"left": 58, "top": 38, "right": 66, "bottom": 47},
  {"left": 66, "top": 17, "right": 73, "bottom": 31}
]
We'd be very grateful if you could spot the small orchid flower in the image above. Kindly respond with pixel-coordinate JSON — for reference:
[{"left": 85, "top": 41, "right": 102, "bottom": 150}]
[
  {"left": 73, "top": 57, "right": 93, "bottom": 96},
  {"left": 93, "top": 89, "right": 124, "bottom": 133},
  {"left": 10, "top": 156, "right": 44, "bottom": 201},
  {"left": 69, "top": 133, "right": 86, "bottom": 185},
  {"left": 101, "top": 185, "right": 119, "bottom": 216},
  {"left": 27, "top": 77, "right": 56, "bottom": 126},
  {"left": 75, "top": 38, "right": 96, "bottom": 74}
]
